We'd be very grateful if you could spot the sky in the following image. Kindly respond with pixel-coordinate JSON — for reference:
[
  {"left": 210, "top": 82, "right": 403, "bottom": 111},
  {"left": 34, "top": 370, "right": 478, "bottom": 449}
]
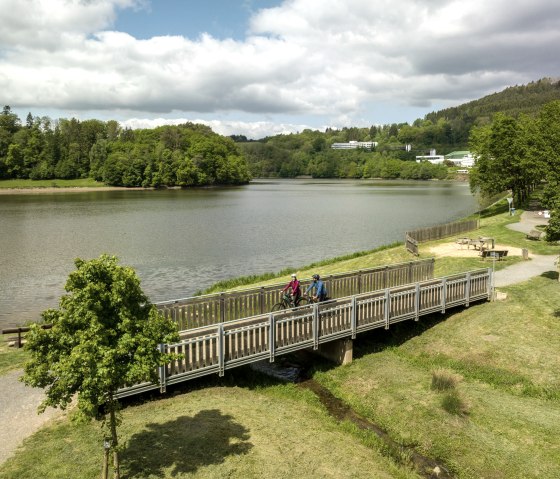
[{"left": 1, "top": 0, "right": 559, "bottom": 139}]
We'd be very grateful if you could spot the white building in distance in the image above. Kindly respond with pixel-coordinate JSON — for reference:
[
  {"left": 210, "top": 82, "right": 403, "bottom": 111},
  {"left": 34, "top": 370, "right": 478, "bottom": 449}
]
[{"left": 331, "top": 141, "right": 378, "bottom": 150}]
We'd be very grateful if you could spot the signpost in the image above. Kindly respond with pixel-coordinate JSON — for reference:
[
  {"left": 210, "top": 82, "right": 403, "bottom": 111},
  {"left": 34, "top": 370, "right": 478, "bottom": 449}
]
[{"left": 507, "top": 197, "right": 513, "bottom": 216}]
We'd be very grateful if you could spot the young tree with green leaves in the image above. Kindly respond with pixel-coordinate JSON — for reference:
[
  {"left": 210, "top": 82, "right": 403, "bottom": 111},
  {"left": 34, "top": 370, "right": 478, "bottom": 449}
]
[{"left": 22, "top": 255, "right": 179, "bottom": 479}]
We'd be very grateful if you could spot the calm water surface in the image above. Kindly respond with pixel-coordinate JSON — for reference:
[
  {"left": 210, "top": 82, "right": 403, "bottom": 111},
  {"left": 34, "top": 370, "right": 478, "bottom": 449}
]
[{"left": 0, "top": 179, "right": 478, "bottom": 328}]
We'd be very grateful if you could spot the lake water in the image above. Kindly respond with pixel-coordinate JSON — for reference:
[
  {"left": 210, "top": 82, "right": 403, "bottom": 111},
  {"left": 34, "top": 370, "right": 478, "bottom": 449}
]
[{"left": 0, "top": 179, "right": 478, "bottom": 328}]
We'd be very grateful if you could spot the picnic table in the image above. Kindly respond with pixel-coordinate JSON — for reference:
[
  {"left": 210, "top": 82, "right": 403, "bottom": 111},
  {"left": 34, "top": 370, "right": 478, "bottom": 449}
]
[{"left": 456, "top": 236, "right": 495, "bottom": 250}]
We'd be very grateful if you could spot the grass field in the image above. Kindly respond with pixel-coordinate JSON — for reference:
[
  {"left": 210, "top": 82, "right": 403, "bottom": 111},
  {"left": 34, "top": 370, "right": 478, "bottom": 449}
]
[
  {"left": 0, "top": 178, "right": 106, "bottom": 189},
  {"left": 2, "top": 200, "right": 559, "bottom": 478}
]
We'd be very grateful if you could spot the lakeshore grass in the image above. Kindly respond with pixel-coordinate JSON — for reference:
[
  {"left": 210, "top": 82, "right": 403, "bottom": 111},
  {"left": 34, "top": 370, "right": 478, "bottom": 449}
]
[
  {"left": 0, "top": 178, "right": 106, "bottom": 189},
  {"left": 0, "top": 334, "right": 28, "bottom": 375}
]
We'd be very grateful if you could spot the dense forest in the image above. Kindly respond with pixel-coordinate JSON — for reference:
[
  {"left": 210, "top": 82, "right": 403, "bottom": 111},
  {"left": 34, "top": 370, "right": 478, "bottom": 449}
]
[
  {"left": 2, "top": 78, "right": 559, "bottom": 185},
  {"left": 237, "top": 77, "right": 560, "bottom": 179},
  {"left": 0, "top": 107, "right": 250, "bottom": 187}
]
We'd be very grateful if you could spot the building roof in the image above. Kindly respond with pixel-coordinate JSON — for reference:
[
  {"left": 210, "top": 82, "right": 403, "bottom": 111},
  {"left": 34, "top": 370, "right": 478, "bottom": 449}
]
[{"left": 445, "top": 150, "right": 471, "bottom": 159}]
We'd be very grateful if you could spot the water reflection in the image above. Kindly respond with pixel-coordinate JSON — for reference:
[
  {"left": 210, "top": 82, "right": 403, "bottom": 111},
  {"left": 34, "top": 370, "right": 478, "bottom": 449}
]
[{"left": 0, "top": 179, "right": 477, "bottom": 328}]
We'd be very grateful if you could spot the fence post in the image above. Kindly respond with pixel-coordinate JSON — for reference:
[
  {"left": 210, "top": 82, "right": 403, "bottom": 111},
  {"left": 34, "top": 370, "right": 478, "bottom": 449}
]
[
  {"left": 313, "top": 303, "right": 319, "bottom": 350},
  {"left": 441, "top": 277, "right": 447, "bottom": 314},
  {"left": 220, "top": 293, "right": 225, "bottom": 322},
  {"left": 384, "top": 289, "right": 390, "bottom": 330},
  {"left": 487, "top": 267, "right": 493, "bottom": 301},
  {"left": 259, "top": 287, "right": 265, "bottom": 314},
  {"left": 350, "top": 295, "right": 357, "bottom": 339},
  {"left": 158, "top": 343, "right": 167, "bottom": 393},
  {"left": 414, "top": 284, "right": 420, "bottom": 321},
  {"left": 218, "top": 324, "right": 225, "bottom": 377},
  {"left": 465, "top": 272, "right": 471, "bottom": 307},
  {"left": 269, "top": 313, "right": 275, "bottom": 362}
]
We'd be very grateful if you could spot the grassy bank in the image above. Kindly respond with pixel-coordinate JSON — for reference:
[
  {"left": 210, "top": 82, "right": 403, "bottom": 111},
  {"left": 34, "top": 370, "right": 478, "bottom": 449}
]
[
  {"left": 0, "top": 335, "right": 27, "bottom": 375},
  {"left": 313, "top": 274, "right": 560, "bottom": 478},
  {"left": 0, "top": 178, "right": 106, "bottom": 189}
]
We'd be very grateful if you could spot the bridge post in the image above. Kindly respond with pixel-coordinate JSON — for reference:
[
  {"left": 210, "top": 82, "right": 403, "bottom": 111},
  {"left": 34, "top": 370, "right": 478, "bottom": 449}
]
[
  {"left": 312, "top": 303, "right": 319, "bottom": 350},
  {"left": 269, "top": 313, "right": 275, "bottom": 362},
  {"left": 158, "top": 343, "right": 167, "bottom": 393},
  {"left": 384, "top": 289, "right": 390, "bottom": 329},
  {"left": 218, "top": 324, "right": 225, "bottom": 377},
  {"left": 316, "top": 339, "right": 353, "bottom": 365},
  {"left": 441, "top": 277, "right": 447, "bottom": 314},
  {"left": 414, "top": 284, "right": 420, "bottom": 321},
  {"left": 487, "top": 267, "right": 493, "bottom": 301},
  {"left": 350, "top": 295, "right": 357, "bottom": 339},
  {"left": 465, "top": 272, "right": 471, "bottom": 307}
]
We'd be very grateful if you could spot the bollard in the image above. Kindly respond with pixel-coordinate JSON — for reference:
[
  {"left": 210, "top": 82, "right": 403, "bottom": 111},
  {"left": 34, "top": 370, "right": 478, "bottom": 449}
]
[{"left": 522, "top": 248, "right": 529, "bottom": 260}]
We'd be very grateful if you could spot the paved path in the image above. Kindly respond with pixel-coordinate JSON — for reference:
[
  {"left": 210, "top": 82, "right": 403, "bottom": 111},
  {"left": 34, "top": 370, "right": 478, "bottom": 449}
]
[
  {"left": 494, "top": 210, "right": 557, "bottom": 286},
  {"left": 493, "top": 253, "right": 557, "bottom": 287},
  {"left": 0, "top": 369, "right": 64, "bottom": 465}
]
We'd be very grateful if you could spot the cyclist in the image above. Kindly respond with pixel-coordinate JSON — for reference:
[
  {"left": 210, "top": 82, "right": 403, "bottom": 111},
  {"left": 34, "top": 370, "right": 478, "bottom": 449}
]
[
  {"left": 282, "top": 273, "right": 301, "bottom": 306},
  {"left": 306, "top": 274, "right": 327, "bottom": 302}
]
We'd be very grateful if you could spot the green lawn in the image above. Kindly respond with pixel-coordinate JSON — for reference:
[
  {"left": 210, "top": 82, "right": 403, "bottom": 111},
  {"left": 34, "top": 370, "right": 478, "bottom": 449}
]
[
  {"left": 315, "top": 274, "right": 560, "bottom": 478},
  {"left": 0, "top": 178, "right": 106, "bottom": 189}
]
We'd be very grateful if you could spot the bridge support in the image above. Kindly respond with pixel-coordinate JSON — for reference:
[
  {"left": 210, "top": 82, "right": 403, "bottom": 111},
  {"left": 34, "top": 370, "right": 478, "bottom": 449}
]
[{"left": 315, "top": 338, "right": 353, "bottom": 365}]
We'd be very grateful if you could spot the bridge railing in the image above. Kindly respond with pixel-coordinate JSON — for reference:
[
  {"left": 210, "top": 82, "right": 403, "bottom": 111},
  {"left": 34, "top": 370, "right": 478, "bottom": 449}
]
[
  {"left": 156, "top": 258, "right": 435, "bottom": 330},
  {"left": 117, "top": 268, "right": 490, "bottom": 398}
]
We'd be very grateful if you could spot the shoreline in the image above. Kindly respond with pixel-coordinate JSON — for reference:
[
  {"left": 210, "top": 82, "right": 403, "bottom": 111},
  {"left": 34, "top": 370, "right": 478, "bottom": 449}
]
[{"left": 0, "top": 186, "right": 149, "bottom": 195}]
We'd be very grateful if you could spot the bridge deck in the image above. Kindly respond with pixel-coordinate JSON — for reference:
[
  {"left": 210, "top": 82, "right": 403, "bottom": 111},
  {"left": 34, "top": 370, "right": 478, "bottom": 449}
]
[{"left": 117, "top": 268, "right": 492, "bottom": 398}]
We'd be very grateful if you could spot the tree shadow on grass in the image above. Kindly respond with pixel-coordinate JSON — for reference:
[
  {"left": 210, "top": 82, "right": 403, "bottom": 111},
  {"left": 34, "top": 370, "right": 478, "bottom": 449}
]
[
  {"left": 122, "top": 410, "right": 252, "bottom": 478},
  {"left": 540, "top": 270, "right": 559, "bottom": 281}
]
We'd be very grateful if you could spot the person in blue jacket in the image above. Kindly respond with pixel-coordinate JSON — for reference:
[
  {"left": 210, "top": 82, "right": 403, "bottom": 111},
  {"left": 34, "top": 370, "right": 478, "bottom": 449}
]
[{"left": 306, "top": 274, "right": 327, "bottom": 302}]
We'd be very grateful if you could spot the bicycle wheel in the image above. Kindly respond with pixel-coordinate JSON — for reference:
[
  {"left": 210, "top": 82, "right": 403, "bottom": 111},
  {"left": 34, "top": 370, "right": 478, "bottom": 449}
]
[
  {"left": 271, "top": 302, "right": 285, "bottom": 312},
  {"left": 296, "top": 297, "right": 309, "bottom": 307}
]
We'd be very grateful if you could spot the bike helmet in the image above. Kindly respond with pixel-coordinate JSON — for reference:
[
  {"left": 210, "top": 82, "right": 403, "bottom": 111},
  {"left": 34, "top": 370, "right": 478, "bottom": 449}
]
[
  {"left": 312, "top": 274, "right": 320, "bottom": 280},
  {"left": 291, "top": 273, "right": 297, "bottom": 278}
]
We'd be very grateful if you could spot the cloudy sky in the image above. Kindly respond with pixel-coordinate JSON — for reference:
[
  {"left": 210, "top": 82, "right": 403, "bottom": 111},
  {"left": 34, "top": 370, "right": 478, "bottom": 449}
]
[{"left": 1, "top": 0, "right": 559, "bottom": 139}]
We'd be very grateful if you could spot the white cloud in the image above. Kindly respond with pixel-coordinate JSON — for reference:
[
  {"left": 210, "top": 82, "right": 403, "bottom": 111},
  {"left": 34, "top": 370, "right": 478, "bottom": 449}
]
[{"left": 1, "top": 0, "right": 559, "bottom": 138}]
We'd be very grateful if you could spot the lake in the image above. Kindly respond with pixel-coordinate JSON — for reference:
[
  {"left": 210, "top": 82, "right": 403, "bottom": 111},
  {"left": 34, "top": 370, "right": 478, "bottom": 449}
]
[{"left": 0, "top": 179, "right": 478, "bottom": 328}]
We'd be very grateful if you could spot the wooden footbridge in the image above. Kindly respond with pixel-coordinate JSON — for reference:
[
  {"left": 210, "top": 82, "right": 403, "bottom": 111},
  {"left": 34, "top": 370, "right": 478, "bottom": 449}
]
[{"left": 117, "top": 259, "right": 492, "bottom": 398}]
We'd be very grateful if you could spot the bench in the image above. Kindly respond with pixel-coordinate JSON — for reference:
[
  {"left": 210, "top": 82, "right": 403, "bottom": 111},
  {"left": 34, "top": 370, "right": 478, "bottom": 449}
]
[
  {"left": 480, "top": 249, "right": 508, "bottom": 260},
  {"left": 526, "top": 229, "right": 543, "bottom": 240}
]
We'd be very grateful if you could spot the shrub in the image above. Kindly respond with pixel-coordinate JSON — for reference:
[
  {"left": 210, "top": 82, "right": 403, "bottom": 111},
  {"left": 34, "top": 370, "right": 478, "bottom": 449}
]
[
  {"left": 441, "top": 389, "right": 470, "bottom": 416},
  {"left": 431, "top": 368, "right": 459, "bottom": 391}
]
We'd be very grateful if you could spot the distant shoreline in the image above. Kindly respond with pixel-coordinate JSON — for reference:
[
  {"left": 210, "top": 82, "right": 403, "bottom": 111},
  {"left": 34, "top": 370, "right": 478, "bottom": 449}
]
[{"left": 0, "top": 186, "right": 149, "bottom": 195}]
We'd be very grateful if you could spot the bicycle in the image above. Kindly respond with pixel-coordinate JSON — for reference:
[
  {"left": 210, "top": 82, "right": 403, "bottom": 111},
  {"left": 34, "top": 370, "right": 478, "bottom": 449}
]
[{"left": 271, "top": 292, "right": 309, "bottom": 311}]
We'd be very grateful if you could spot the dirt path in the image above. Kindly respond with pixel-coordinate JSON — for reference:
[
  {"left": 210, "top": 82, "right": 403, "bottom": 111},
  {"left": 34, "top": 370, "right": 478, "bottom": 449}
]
[{"left": 0, "top": 370, "right": 64, "bottom": 465}]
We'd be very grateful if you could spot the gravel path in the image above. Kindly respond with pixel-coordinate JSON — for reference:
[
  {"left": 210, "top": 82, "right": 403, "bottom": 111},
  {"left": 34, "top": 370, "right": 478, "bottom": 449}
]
[
  {"left": 0, "top": 369, "right": 64, "bottom": 465},
  {"left": 494, "top": 210, "right": 558, "bottom": 286}
]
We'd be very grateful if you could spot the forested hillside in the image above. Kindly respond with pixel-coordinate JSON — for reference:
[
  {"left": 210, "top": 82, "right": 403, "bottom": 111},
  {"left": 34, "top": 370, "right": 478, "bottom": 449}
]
[
  {"left": 237, "top": 77, "right": 560, "bottom": 179},
  {"left": 0, "top": 107, "right": 250, "bottom": 187},
  {"left": 426, "top": 77, "right": 560, "bottom": 126}
]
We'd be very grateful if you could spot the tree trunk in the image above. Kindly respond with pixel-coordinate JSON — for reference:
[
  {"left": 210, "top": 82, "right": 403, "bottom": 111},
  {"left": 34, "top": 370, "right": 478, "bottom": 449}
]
[
  {"left": 101, "top": 439, "right": 109, "bottom": 479},
  {"left": 110, "top": 406, "right": 120, "bottom": 479}
]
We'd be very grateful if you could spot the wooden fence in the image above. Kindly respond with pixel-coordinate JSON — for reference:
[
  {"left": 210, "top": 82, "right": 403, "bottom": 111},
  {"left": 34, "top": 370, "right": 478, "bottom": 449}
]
[
  {"left": 117, "top": 268, "right": 492, "bottom": 398},
  {"left": 405, "top": 234, "right": 419, "bottom": 256},
  {"left": 406, "top": 219, "right": 479, "bottom": 246},
  {"left": 157, "top": 259, "right": 435, "bottom": 330}
]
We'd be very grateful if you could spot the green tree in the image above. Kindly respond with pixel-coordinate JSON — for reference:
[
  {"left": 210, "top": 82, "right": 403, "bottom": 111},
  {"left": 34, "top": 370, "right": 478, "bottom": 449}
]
[{"left": 22, "top": 255, "right": 179, "bottom": 479}]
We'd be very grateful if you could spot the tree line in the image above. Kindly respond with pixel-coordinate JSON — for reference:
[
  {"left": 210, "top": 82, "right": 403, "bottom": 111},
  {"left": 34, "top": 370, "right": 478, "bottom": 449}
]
[
  {"left": 0, "top": 106, "right": 250, "bottom": 187},
  {"left": 469, "top": 100, "right": 560, "bottom": 240},
  {"left": 237, "top": 126, "right": 450, "bottom": 180}
]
